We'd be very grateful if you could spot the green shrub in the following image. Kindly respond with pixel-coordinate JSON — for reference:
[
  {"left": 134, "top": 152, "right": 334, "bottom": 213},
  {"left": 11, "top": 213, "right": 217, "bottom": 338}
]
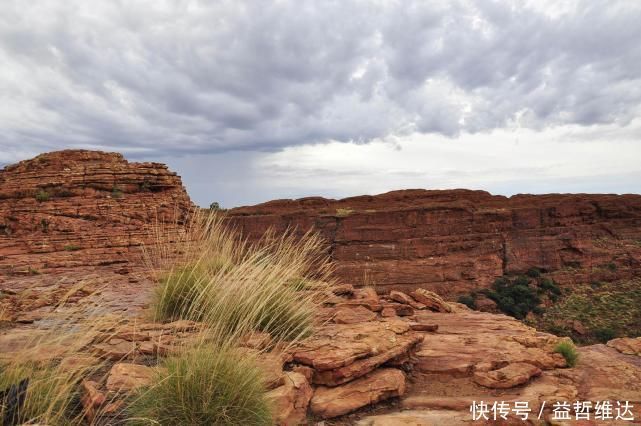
[
  {"left": 539, "top": 278, "right": 561, "bottom": 295},
  {"left": 35, "top": 189, "right": 50, "bottom": 202},
  {"left": 63, "top": 245, "right": 81, "bottom": 251},
  {"left": 111, "top": 187, "right": 123, "bottom": 199},
  {"left": 457, "top": 294, "right": 476, "bottom": 309},
  {"left": 513, "top": 275, "right": 530, "bottom": 287},
  {"left": 486, "top": 276, "right": 540, "bottom": 320},
  {"left": 593, "top": 327, "right": 617, "bottom": 343},
  {"left": 606, "top": 262, "right": 617, "bottom": 271},
  {"left": 554, "top": 341, "right": 579, "bottom": 367},
  {"left": 526, "top": 267, "right": 541, "bottom": 278},
  {"left": 128, "top": 345, "right": 272, "bottom": 426}
]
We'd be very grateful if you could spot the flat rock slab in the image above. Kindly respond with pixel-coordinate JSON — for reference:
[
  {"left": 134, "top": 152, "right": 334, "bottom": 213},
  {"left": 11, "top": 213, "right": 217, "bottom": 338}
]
[
  {"left": 333, "top": 306, "right": 377, "bottom": 324},
  {"left": 292, "top": 320, "right": 422, "bottom": 386},
  {"left": 106, "top": 362, "right": 155, "bottom": 392},
  {"left": 414, "top": 310, "right": 565, "bottom": 376},
  {"left": 607, "top": 337, "right": 641, "bottom": 356},
  {"left": 473, "top": 362, "right": 542, "bottom": 389},
  {"left": 356, "top": 409, "right": 471, "bottom": 426},
  {"left": 310, "top": 368, "right": 406, "bottom": 419}
]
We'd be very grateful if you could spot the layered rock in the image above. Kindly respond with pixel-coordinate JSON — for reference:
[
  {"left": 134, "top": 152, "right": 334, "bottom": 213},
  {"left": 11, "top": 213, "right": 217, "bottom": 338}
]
[
  {"left": 0, "top": 150, "right": 192, "bottom": 273},
  {"left": 228, "top": 189, "right": 641, "bottom": 297}
]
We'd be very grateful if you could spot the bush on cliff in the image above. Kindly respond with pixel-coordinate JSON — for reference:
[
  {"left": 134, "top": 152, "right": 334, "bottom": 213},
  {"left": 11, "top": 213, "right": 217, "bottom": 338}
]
[{"left": 483, "top": 276, "right": 540, "bottom": 320}]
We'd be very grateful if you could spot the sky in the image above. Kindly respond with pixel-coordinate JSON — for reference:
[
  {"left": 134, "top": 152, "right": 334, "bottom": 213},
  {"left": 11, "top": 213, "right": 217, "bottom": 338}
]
[{"left": 1, "top": 0, "right": 640, "bottom": 208}]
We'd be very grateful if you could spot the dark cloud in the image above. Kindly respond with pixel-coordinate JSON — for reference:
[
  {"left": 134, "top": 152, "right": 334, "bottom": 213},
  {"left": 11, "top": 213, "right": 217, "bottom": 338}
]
[{"left": 0, "top": 0, "right": 640, "bottom": 161}]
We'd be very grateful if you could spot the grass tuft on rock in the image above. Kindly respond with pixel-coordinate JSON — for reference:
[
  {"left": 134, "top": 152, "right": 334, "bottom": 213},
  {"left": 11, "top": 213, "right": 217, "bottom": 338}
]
[
  {"left": 554, "top": 341, "right": 579, "bottom": 367},
  {"left": 0, "top": 362, "right": 83, "bottom": 425},
  {"left": 147, "top": 212, "right": 332, "bottom": 342},
  {"left": 128, "top": 344, "right": 272, "bottom": 426}
]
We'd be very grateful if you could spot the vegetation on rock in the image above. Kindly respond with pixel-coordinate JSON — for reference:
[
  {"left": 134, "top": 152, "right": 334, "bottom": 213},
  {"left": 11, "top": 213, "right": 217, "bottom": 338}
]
[
  {"left": 129, "top": 344, "right": 272, "bottom": 426},
  {"left": 536, "top": 279, "right": 641, "bottom": 344},
  {"left": 554, "top": 341, "right": 579, "bottom": 367}
]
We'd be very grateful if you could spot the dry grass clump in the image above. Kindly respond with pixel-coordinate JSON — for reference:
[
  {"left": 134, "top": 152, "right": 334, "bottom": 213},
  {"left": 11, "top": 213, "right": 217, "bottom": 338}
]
[
  {"left": 0, "top": 315, "right": 115, "bottom": 425},
  {"left": 0, "top": 361, "right": 87, "bottom": 425},
  {"left": 147, "top": 211, "right": 332, "bottom": 342},
  {"left": 131, "top": 211, "right": 333, "bottom": 425}
]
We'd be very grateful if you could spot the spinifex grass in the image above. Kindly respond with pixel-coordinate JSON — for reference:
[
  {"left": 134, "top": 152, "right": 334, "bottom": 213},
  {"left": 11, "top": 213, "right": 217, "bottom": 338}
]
[
  {"left": 132, "top": 210, "right": 333, "bottom": 424},
  {"left": 146, "top": 211, "right": 333, "bottom": 343},
  {"left": 128, "top": 342, "right": 272, "bottom": 426},
  {"left": 0, "top": 313, "right": 120, "bottom": 425}
]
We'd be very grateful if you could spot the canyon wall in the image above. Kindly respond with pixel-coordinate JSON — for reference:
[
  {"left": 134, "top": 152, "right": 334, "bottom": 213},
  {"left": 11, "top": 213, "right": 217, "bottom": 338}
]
[
  {"left": 228, "top": 189, "right": 641, "bottom": 297},
  {"left": 0, "top": 150, "right": 192, "bottom": 273}
]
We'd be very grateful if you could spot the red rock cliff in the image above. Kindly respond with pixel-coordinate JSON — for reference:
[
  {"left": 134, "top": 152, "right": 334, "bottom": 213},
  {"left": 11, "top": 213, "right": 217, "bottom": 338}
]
[
  {"left": 228, "top": 189, "right": 641, "bottom": 297},
  {"left": 0, "top": 150, "right": 192, "bottom": 273}
]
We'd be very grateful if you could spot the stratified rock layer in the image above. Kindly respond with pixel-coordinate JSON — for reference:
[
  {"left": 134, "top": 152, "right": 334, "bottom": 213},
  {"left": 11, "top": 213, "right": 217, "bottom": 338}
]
[
  {"left": 0, "top": 150, "right": 192, "bottom": 273},
  {"left": 228, "top": 189, "right": 641, "bottom": 296}
]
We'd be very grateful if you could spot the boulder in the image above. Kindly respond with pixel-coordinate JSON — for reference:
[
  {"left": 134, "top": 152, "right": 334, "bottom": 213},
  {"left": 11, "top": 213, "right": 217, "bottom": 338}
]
[
  {"left": 266, "top": 372, "right": 313, "bottom": 426},
  {"left": 80, "top": 380, "right": 106, "bottom": 422},
  {"left": 389, "top": 290, "right": 425, "bottom": 310},
  {"left": 106, "top": 363, "right": 155, "bottom": 392},
  {"left": 607, "top": 337, "right": 641, "bottom": 356},
  {"left": 410, "top": 288, "right": 451, "bottom": 313}
]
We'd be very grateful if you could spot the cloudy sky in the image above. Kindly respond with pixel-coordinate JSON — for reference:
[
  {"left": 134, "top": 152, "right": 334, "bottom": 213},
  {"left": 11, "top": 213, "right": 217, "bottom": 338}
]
[{"left": 1, "top": 0, "right": 640, "bottom": 207}]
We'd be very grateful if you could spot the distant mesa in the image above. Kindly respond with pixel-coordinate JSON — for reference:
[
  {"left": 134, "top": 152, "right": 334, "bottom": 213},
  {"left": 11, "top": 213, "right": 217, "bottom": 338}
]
[
  {"left": 2, "top": 149, "right": 640, "bottom": 297},
  {"left": 227, "top": 188, "right": 641, "bottom": 297}
]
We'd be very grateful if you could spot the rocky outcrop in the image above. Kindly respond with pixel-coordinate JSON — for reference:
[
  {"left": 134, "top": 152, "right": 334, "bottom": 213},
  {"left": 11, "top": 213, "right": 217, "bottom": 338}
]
[
  {"left": 310, "top": 368, "right": 406, "bottom": 418},
  {"left": 0, "top": 150, "right": 192, "bottom": 273},
  {"left": 228, "top": 189, "right": 641, "bottom": 297}
]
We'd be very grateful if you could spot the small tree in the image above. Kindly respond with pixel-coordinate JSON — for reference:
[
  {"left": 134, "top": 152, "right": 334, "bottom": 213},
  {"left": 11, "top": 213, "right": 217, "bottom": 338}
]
[{"left": 209, "top": 202, "right": 221, "bottom": 211}]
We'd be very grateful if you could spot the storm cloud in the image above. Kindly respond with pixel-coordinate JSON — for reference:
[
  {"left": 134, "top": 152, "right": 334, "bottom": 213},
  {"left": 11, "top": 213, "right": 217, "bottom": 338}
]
[{"left": 1, "top": 1, "right": 640, "bottom": 206}]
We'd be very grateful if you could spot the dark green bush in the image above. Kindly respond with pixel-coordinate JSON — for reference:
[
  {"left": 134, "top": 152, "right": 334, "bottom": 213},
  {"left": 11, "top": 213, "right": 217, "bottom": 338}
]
[
  {"left": 539, "top": 278, "right": 561, "bottom": 295},
  {"left": 593, "top": 327, "right": 617, "bottom": 343},
  {"left": 457, "top": 294, "right": 476, "bottom": 309},
  {"left": 487, "top": 276, "right": 540, "bottom": 320},
  {"left": 35, "top": 189, "right": 50, "bottom": 202},
  {"left": 526, "top": 267, "right": 541, "bottom": 278}
]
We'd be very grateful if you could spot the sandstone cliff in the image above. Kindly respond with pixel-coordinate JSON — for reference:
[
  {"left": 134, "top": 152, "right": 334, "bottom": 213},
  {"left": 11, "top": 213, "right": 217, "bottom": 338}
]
[
  {"left": 228, "top": 189, "right": 641, "bottom": 297},
  {"left": 0, "top": 150, "right": 192, "bottom": 273}
]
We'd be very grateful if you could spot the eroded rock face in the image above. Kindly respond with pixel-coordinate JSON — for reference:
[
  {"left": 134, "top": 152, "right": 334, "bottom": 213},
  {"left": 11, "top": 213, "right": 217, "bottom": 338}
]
[
  {"left": 266, "top": 372, "right": 313, "bottom": 426},
  {"left": 310, "top": 368, "right": 406, "bottom": 419},
  {"left": 0, "top": 150, "right": 192, "bottom": 273},
  {"left": 473, "top": 362, "right": 542, "bottom": 389},
  {"left": 228, "top": 189, "right": 641, "bottom": 297},
  {"left": 291, "top": 320, "right": 423, "bottom": 386}
]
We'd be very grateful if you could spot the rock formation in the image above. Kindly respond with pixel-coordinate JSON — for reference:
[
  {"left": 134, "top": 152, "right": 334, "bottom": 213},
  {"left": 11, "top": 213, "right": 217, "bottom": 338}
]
[
  {"left": 0, "top": 150, "right": 192, "bottom": 273},
  {"left": 1, "top": 150, "right": 641, "bottom": 423},
  {"left": 228, "top": 189, "right": 641, "bottom": 297}
]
